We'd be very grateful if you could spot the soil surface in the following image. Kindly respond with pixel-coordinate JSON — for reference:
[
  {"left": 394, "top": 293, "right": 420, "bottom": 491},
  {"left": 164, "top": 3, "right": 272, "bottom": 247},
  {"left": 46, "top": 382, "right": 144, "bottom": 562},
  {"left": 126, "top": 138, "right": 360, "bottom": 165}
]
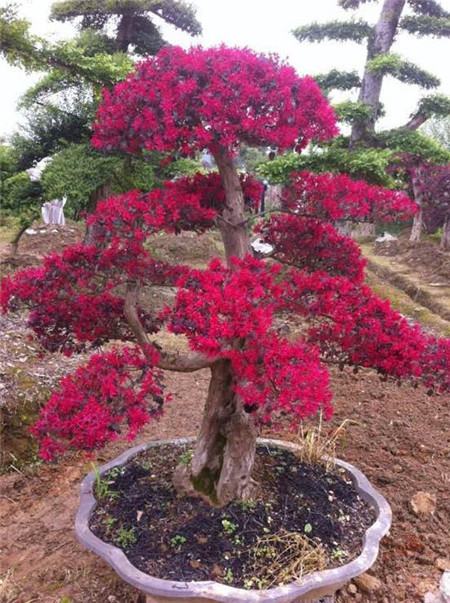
[
  {"left": 90, "top": 444, "right": 375, "bottom": 589},
  {"left": 362, "top": 232, "right": 450, "bottom": 324},
  {"left": 0, "top": 225, "right": 449, "bottom": 602}
]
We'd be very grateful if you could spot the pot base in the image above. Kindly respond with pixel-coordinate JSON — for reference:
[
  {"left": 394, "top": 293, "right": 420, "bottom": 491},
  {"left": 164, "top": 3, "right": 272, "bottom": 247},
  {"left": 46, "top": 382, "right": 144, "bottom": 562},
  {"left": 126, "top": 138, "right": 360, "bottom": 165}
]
[
  {"left": 76, "top": 437, "right": 391, "bottom": 603},
  {"left": 145, "top": 595, "right": 336, "bottom": 602}
]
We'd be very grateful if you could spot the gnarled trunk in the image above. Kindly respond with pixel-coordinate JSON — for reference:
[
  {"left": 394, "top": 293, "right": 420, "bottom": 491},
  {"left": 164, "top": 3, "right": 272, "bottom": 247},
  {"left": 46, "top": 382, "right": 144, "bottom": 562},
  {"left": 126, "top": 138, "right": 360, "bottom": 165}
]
[
  {"left": 83, "top": 181, "right": 112, "bottom": 245},
  {"left": 174, "top": 360, "right": 257, "bottom": 506},
  {"left": 213, "top": 147, "right": 250, "bottom": 263},
  {"left": 173, "top": 146, "right": 258, "bottom": 506},
  {"left": 409, "top": 208, "right": 423, "bottom": 243}
]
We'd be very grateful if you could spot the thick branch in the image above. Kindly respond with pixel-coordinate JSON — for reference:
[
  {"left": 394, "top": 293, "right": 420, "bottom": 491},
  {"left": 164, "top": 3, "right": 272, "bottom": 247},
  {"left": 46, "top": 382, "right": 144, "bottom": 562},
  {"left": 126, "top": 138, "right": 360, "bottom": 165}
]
[
  {"left": 124, "top": 283, "right": 214, "bottom": 372},
  {"left": 124, "top": 283, "right": 151, "bottom": 347},
  {"left": 403, "top": 111, "right": 429, "bottom": 130},
  {"left": 155, "top": 348, "right": 214, "bottom": 372}
]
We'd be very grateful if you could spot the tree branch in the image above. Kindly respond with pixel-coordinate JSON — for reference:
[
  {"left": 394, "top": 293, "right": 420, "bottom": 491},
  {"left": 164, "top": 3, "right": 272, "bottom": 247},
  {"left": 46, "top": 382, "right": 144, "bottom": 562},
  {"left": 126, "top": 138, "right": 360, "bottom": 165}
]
[
  {"left": 155, "top": 347, "right": 215, "bottom": 372},
  {"left": 402, "top": 111, "right": 429, "bottom": 130},
  {"left": 124, "top": 282, "right": 214, "bottom": 373}
]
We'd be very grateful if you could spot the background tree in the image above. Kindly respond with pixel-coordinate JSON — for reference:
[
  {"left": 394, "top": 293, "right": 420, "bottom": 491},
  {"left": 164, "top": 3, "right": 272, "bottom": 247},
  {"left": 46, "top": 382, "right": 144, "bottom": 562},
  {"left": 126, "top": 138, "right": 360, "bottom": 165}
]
[
  {"left": 393, "top": 155, "right": 450, "bottom": 246},
  {"left": 293, "top": 0, "right": 450, "bottom": 144},
  {"left": 259, "top": 0, "right": 450, "bottom": 241},
  {"left": 2, "top": 47, "right": 449, "bottom": 508},
  {"left": 1, "top": 0, "right": 202, "bottom": 240},
  {"left": 50, "top": 0, "right": 201, "bottom": 54}
]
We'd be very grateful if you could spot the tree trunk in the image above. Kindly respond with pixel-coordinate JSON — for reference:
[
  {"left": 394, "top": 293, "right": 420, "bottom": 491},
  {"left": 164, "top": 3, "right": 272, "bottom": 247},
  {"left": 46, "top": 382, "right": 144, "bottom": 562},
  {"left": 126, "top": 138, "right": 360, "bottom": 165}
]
[
  {"left": 115, "top": 14, "right": 134, "bottom": 53},
  {"left": 441, "top": 215, "right": 450, "bottom": 250},
  {"left": 351, "top": 0, "right": 406, "bottom": 145},
  {"left": 10, "top": 219, "right": 34, "bottom": 256},
  {"left": 212, "top": 147, "right": 250, "bottom": 264},
  {"left": 83, "top": 181, "right": 112, "bottom": 245},
  {"left": 173, "top": 360, "right": 257, "bottom": 506},
  {"left": 409, "top": 208, "right": 423, "bottom": 243},
  {"left": 173, "top": 147, "right": 258, "bottom": 506},
  {"left": 410, "top": 168, "right": 424, "bottom": 243}
]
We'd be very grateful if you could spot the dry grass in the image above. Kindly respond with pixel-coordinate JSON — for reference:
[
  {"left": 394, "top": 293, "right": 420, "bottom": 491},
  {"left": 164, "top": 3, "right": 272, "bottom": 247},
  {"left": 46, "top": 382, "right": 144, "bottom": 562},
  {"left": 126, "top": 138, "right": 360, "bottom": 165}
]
[
  {"left": 250, "top": 529, "right": 327, "bottom": 588},
  {"left": 294, "top": 413, "right": 354, "bottom": 471},
  {"left": 0, "top": 570, "right": 21, "bottom": 603}
]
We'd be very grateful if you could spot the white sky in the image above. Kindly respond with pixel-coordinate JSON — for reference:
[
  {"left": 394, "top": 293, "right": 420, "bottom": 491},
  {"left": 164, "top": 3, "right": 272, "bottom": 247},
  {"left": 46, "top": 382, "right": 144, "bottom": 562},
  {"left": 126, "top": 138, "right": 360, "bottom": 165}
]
[{"left": 1, "top": 0, "right": 450, "bottom": 139}]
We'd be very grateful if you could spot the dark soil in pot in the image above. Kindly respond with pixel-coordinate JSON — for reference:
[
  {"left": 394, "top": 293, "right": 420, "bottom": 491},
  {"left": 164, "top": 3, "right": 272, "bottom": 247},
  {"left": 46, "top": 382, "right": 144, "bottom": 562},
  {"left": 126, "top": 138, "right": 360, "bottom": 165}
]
[{"left": 89, "top": 443, "right": 376, "bottom": 589}]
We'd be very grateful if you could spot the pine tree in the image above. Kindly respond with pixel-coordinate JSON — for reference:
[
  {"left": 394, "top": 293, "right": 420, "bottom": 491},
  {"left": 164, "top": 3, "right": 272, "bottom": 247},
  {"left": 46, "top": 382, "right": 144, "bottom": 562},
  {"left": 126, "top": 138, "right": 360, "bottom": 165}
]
[
  {"left": 50, "top": 0, "right": 202, "bottom": 55},
  {"left": 293, "top": 0, "right": 450, "bottom": 144}
]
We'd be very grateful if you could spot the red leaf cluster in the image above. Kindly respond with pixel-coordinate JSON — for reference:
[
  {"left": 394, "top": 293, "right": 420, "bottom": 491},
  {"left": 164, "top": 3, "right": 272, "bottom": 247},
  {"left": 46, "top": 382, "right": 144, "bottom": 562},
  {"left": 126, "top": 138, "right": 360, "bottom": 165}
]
[
  {"left": 282, "top": 171, "right": 417, "bottom": 222},
  {"left": 92, "top": 46, "right": 337, "bottom": 156},
  {"left": 257, "top": 214, "right": 366, "bottom": 282},
  {"left": 167, "top": 257, "right": 333, "bottom": 422},
  {"left": 31, "top": 346, "right": 166, "bottom": 460}
]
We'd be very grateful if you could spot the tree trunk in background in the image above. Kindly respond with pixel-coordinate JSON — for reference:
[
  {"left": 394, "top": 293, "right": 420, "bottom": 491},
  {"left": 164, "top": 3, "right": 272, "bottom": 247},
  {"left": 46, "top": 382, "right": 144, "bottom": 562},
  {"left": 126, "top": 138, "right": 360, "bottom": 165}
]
[
  {"left": 441, "top": 215, "right": 450, "bottom": 250},
  {"left": 174, "top": 147, "right": 258, "bottom": 506},
  {"left": 410, "top": 168, "right": 424, "bottom": 243},
  {"left": 83, "top": 181, "right": 112, "bottom": 245},
  {"left": 409, "top": 208, "right": 423, "bottom": 243},
  {"left": 351, "top": 0, "right": 406, "bottom": 145},
  {"left": 10, "top": 219, "right": 34, "bottom": 256},
  {"left": 115, "top": 13, "right": 134, "bottom": 53}
]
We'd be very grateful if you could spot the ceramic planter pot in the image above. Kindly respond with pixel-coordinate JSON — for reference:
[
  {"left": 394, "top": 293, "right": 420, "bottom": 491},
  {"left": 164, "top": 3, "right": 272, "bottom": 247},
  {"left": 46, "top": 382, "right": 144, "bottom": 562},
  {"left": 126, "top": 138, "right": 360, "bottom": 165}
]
[{"left": 76, "top": 437, "right": 391, "bottom": 603}]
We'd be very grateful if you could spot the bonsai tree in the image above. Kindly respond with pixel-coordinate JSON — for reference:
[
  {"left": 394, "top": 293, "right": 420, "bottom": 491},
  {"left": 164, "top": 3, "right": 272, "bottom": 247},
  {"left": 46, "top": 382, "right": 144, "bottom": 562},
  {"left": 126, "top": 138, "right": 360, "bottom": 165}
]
[{"left": 2, "top": 46, "right": 449, "bottom": 507}]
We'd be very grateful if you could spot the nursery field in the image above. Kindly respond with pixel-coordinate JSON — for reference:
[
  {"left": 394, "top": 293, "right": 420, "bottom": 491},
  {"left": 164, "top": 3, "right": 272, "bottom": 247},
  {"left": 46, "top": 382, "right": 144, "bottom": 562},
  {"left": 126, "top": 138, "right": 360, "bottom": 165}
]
[{"left": 0, "top": 228, "right": 449, "bottom": 603}]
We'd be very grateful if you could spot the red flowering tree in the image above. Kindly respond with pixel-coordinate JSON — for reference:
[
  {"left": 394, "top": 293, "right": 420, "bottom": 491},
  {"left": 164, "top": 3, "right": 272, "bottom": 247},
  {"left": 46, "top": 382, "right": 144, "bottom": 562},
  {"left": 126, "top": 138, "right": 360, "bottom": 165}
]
[
  {"left": 2, "top": 46, "right": 449, "bottom": 506},
  {"left": 414, "top": 162, "right": 450, "bottom": 249},
  {"left": 390, "top": 154, "right": 450, "bottom": 247}
]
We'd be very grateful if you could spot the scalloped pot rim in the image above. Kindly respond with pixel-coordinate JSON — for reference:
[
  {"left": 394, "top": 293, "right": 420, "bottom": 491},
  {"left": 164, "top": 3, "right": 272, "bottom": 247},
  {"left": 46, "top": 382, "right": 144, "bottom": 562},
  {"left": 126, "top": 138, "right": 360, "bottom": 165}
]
[{"left": 75, "top": 437, "right": 392, "bottom": 603}]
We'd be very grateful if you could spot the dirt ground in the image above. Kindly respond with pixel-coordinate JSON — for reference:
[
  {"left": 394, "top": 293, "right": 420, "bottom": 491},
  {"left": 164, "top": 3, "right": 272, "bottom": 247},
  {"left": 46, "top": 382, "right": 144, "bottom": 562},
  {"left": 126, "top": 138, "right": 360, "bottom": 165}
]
[
  {"left": 362, "top": 232, "right": 450, "bottom": 326},
  {"left": 0, "top": 226, "right": 449, "bottom": 603},
  {"left": 375, "top": 232, "right": 450, "bottom": 286}
]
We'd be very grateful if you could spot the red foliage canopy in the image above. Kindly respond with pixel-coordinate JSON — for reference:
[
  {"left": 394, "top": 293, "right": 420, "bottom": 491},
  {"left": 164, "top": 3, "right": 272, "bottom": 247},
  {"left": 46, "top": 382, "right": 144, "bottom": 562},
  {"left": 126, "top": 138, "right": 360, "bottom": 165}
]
[
  {"left": 92, "top": 45, "right": 338, "bottom": 156},
  {"left": 1, "top": 46, "right": 448, "bottom": 461},
  {"left": 281, "top": 171, "right": 417, "bottom": 223}
]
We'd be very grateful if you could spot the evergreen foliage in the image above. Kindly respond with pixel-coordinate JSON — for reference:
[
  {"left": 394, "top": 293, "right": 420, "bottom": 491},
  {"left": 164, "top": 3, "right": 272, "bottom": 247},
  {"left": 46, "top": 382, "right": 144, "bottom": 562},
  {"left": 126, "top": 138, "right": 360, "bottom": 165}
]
[
  {"left": 314, "top": 69, "right": 361, "bottom": 91},
  {"left": 257, "top": 145, "right": 395, "bottom": 186},
  {"left": 334, "top": 101, "right": 379, "bottom": 124},
  {"left": 408, "top": 0, "right": 449, "bottom": 17},
  {"left": 50, "top": 0, "right": 201, "bottom": 54},
  {"left": 0, "top": 4, "right": 42, "bottom": 68},
  {"left": 416, "top": 94, "right": 450, "bottom": 118},
  {"left": 2, "top": 171, "right": 42, "bottom": 214},
  {"left": 375, "top": 129, "right": 450, "bottom": 163},
  {"left": 292, "top": 20, "right": 371, "bottom": 43},
  {"left": 400, "top": 14, "right": 450, "bottom": 36},
  {"left": 11, "top": 103, "right": 92, "bottom": 171},
  {"left": 339, "top": 0, "right": 377, "bottom": 8},
  {"left": 367, "top": 53, "right": 440, "bottom": 88}
]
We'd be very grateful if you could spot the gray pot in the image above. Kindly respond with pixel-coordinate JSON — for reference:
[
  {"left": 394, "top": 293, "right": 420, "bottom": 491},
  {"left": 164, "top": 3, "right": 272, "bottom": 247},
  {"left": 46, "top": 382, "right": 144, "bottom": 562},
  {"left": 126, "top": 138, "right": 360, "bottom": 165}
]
[{"left": 75, "top": 438, "right": 391, "bottom": 603}]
